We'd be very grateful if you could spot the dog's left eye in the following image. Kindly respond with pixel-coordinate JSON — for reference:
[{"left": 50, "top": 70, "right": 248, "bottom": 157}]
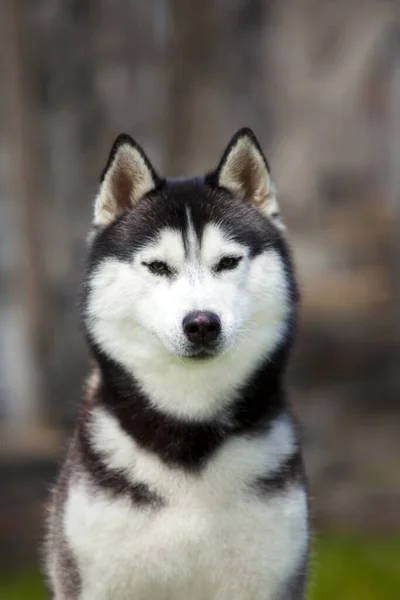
[
  {"left": 215, "top": 256, "right": 242, "bottom": 272},
  {"left": 144, "top": 261, "right": 173, "bottom": 276}
]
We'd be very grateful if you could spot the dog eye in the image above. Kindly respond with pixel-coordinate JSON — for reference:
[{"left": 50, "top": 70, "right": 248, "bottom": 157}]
[
  {"left": 144, "top": 261, "right": 173, "bottom": 276},
  {"left": 215, "top": 256, "right": 242, "bottom": 272}
]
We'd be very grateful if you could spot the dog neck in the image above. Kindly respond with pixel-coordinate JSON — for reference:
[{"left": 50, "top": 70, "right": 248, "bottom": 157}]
[{"left": 82, "top": 341, "right": 290, "bottom": 471}]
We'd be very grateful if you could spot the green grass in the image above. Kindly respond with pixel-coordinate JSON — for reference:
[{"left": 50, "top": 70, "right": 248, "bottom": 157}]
[
  {"left": 0, "top": 571, "right": 46, "bottom": 600},
  {"left": 310, "top": 534, "right": 400, "bottom": 600},
  {"left": 0, "top": 535, "right": 399, "bottom": 599}
]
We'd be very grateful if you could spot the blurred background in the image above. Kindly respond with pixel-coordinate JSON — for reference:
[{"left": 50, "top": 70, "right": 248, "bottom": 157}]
[{"left": 0, "top": 0, "right": 400, "bottom": 598}]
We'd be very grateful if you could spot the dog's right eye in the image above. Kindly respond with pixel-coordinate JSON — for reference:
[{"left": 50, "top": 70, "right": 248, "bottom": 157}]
[{"left": 144, "top": 261, "right": 173, "bottom": 276}]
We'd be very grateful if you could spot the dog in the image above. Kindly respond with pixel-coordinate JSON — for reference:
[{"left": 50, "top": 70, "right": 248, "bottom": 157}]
[{"left": 45, "top": 128, "right": 309, "bottom": 599}]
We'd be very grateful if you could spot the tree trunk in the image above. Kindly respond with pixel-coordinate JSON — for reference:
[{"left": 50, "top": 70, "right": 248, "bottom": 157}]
[{"left": 1, "top": 0, "right": 49, "bottom": 426}]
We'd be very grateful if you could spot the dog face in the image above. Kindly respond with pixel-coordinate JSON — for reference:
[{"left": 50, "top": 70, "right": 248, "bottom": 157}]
[{"left": 82, "top": 130, "right": 297, "bottom": 416}]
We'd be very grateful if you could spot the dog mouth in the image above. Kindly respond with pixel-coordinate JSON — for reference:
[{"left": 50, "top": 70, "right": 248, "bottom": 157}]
[
  {"left": 186, "top": 350, "right": 216, "bottom": 361},
  {"left": 181, "top": 344, "right": 221, "bottom": 361}
]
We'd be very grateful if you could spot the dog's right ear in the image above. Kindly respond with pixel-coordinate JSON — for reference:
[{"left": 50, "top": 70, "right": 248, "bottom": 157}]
[{"left": 93, "top": 134, "right": 160, "bottom": 228}]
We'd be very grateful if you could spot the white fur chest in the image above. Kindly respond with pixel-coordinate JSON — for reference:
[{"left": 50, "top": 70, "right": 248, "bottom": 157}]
[{"left": 64, "top": 409, "right": 308, "bottom": 600}]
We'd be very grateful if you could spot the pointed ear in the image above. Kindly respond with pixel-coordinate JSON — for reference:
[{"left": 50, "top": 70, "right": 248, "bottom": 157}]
[
  {"left": 93, "top": 134, "right": 160, "bottom": 227},
  {"left": 209, "top": 128, "right": 283, "bottom": 228}
]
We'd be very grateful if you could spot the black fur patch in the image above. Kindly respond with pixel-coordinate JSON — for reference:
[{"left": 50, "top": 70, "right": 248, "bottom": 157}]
[
  {"left": 254, "top": 450, "right": 304, "bottom": 495},
  {"left": 83, "top": 337, "right": 293, "bottom": 472},
  {"left": 45, "top": 438, "right": 81, "bottom": 598},
  {"left": 280, "top": 552, "right": 309, "bottom": 600},
  {"left": 78, "top": 419, "right": 164, "bottom": 506}
]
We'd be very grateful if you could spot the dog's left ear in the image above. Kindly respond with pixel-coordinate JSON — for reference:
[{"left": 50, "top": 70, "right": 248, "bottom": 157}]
[
  {"left": 209, "top": 128, "right": 283, "bottom": 228},
  {"left": 93, "top": 134, "right": 160, "bottom": 228}
]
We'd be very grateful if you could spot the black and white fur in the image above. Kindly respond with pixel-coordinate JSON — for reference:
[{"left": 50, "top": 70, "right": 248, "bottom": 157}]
[{"left": 45, "top": 128, "right": 309, "bottom": 599}]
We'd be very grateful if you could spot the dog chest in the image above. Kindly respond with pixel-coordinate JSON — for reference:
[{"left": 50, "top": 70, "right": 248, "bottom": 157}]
[{"left": 65, "top": 474, "right": 307, "bottom": 600}]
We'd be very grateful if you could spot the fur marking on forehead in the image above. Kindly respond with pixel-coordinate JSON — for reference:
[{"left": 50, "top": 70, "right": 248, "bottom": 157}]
[
  {"left": 184, "top": 207, "right": 200, "bottom": 261},
  {"left": 138, "top": 220, "right": 247, "bottom": 270},
  {"left": 140, "top": 208, "right": 203, "bottom": 266}
]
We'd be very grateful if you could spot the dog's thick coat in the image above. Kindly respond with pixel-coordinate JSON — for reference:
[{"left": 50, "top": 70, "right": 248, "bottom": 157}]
[{"left": 45, "top": 129, "right": 309, "bottom": 599}]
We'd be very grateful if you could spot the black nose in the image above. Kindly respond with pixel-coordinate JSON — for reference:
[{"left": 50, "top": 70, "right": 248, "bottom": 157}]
[{"left": 182, "top": 311, "right": 221, "bottom": 344}]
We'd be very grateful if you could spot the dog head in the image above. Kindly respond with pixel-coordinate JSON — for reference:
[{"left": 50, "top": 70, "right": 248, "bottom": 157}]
[{"left": 82, "top": 129, "right": 298, "bottom": 416}]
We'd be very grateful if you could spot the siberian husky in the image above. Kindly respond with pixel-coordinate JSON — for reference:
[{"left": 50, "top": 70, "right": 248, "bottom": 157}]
[{"left": 45, "top": 128, "right": 309, "bottom": 599}]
